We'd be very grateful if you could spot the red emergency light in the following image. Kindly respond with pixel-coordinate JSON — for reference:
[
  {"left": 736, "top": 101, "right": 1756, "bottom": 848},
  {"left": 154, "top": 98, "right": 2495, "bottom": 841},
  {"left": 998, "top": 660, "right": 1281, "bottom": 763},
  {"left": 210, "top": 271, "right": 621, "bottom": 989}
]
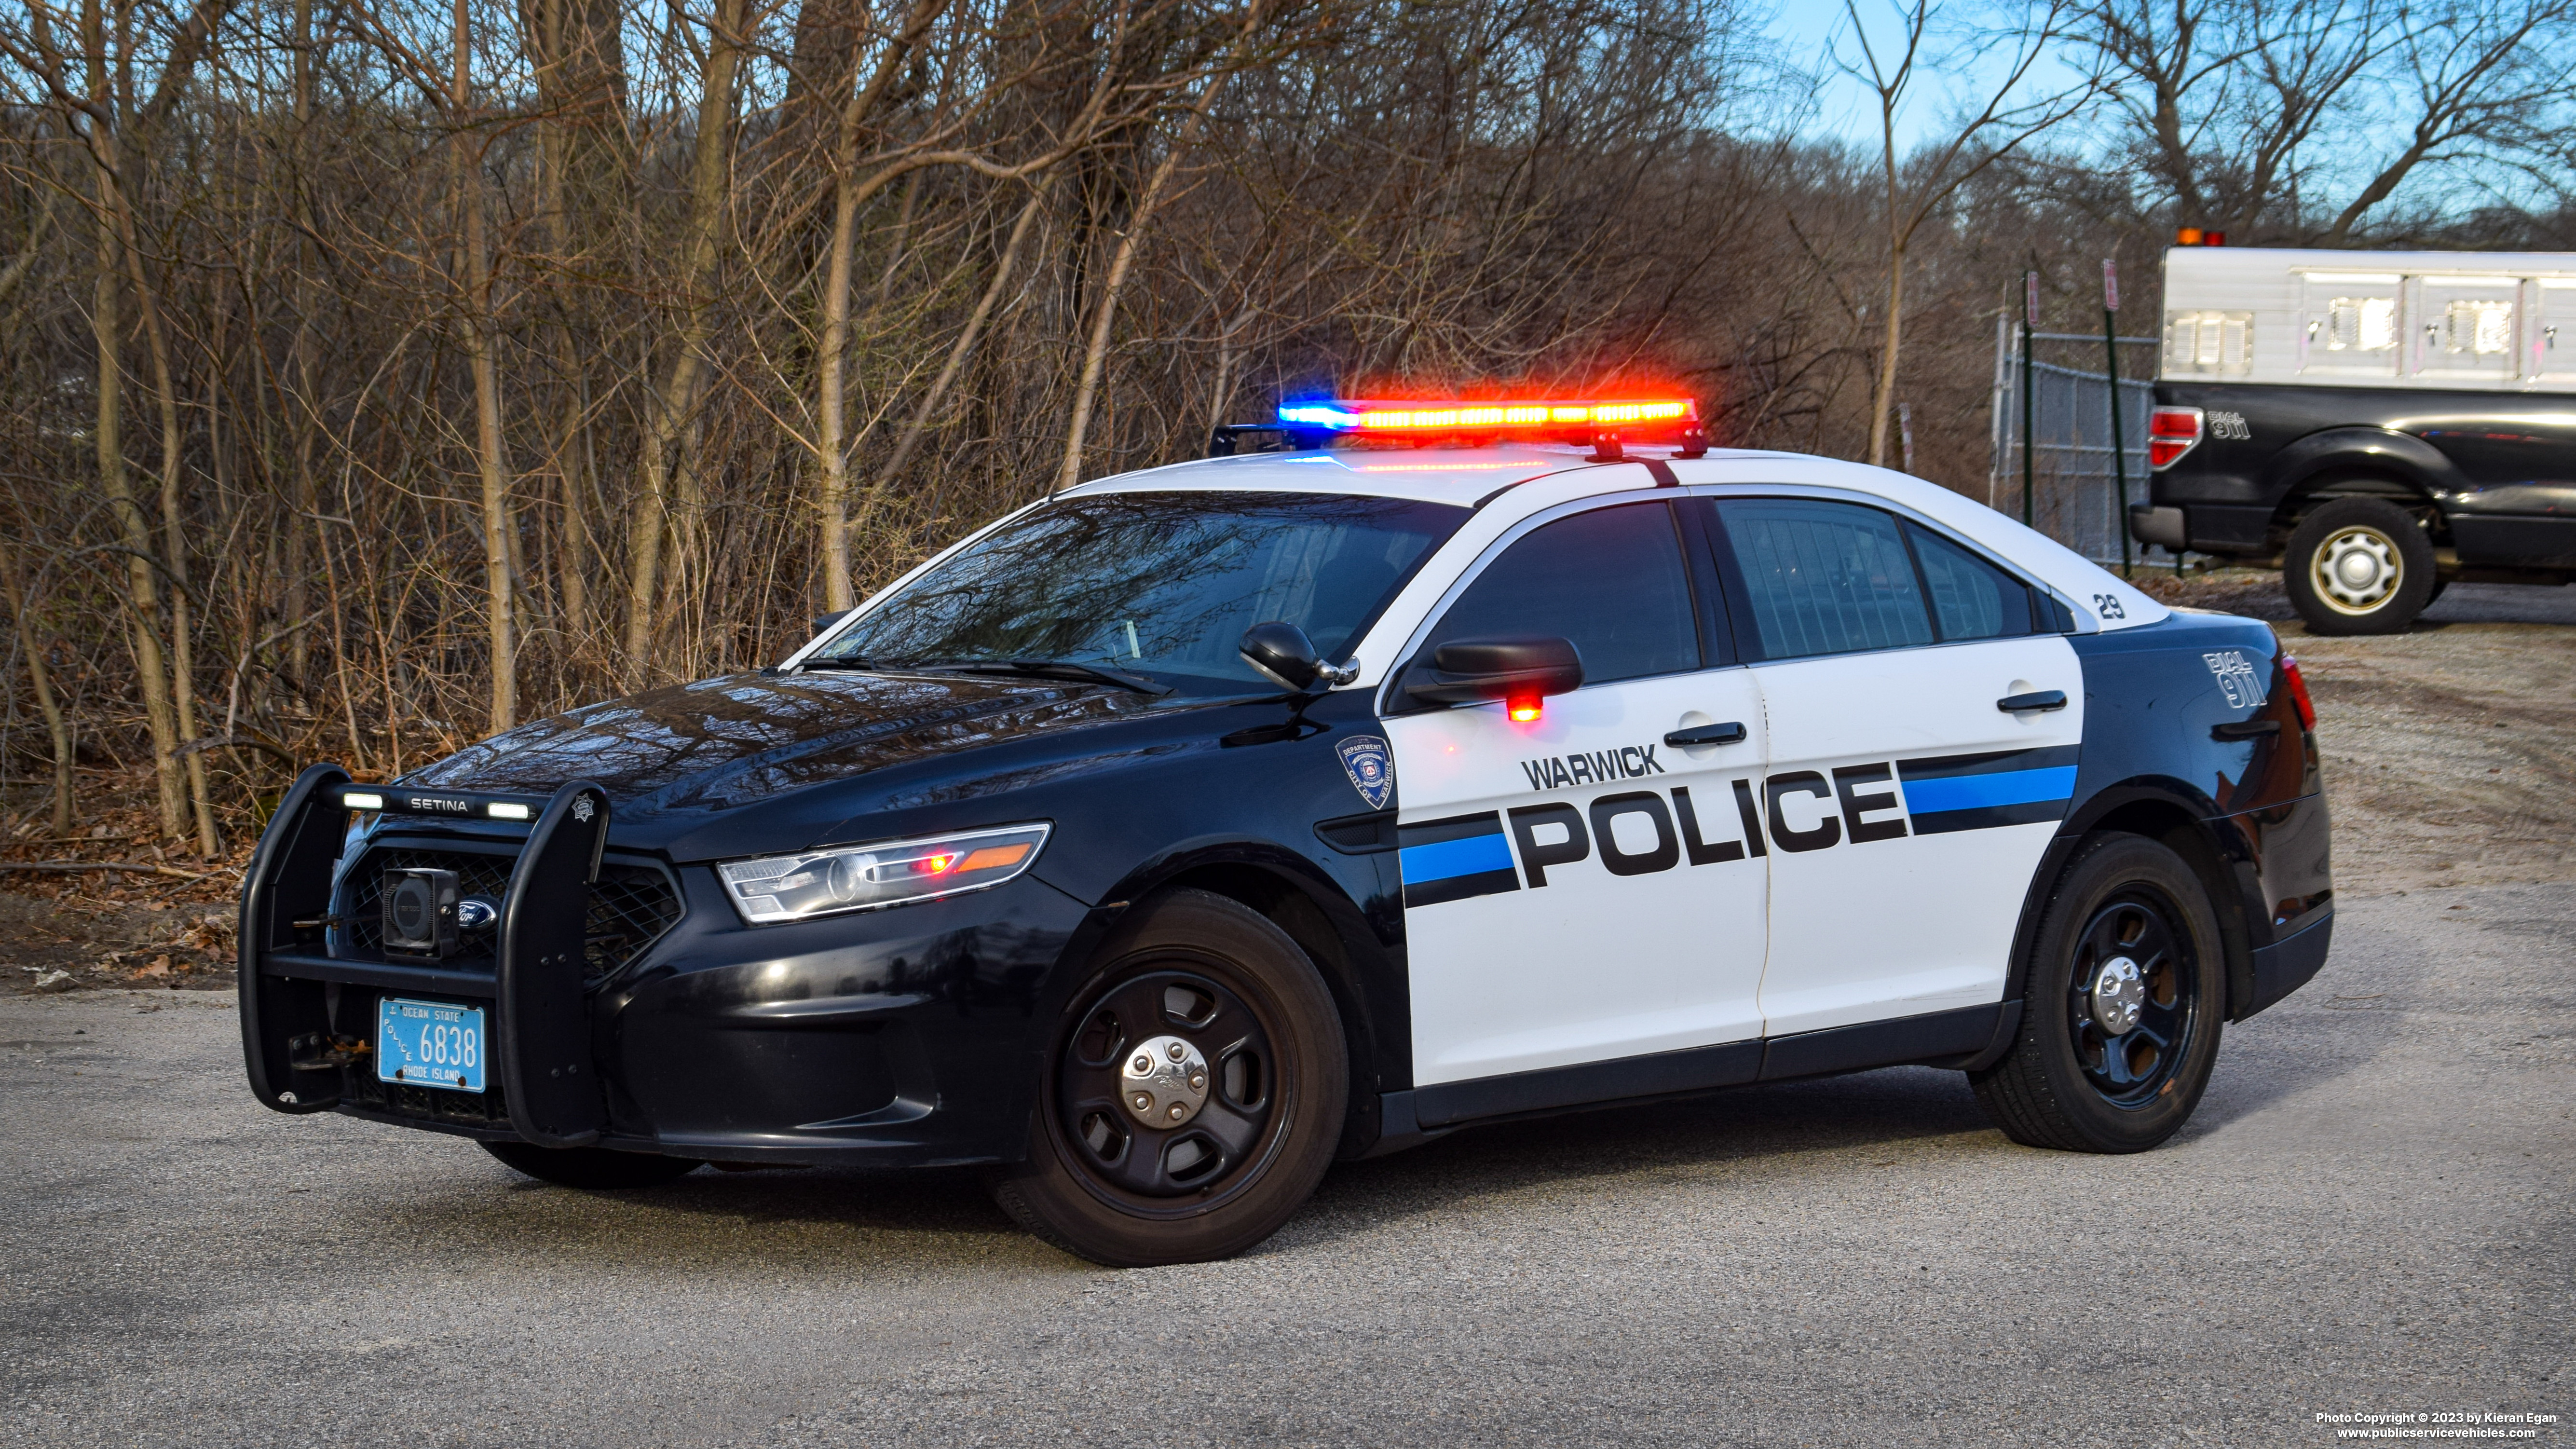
[{"left": 1278, "top": 397, "right": 1699, "bottom": 435}]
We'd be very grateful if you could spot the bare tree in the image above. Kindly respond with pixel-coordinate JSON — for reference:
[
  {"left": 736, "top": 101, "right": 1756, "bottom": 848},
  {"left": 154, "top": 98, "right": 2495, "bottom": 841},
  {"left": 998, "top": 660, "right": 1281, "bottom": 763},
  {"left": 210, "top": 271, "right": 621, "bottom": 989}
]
[
  {"left": 2072, "top": 0, "right": 2576, "bottom": 240},
  {"left": 1839, "top": 0, "right": 2093, "bottom": 467}
]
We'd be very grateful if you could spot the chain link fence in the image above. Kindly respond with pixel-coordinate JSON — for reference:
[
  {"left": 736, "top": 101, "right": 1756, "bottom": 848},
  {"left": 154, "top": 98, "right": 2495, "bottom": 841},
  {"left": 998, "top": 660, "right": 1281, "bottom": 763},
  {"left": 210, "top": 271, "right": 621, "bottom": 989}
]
[{"left": 1987, "top": 318, "right": 2159, "bottom": 567}]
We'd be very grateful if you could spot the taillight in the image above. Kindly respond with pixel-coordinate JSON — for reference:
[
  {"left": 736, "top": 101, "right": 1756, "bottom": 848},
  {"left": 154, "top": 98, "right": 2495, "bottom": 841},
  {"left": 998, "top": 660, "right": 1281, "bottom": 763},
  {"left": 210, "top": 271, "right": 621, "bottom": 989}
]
[
  {"left": 2148, "top": 407, "right": 2203, "bottom": 469},
  {"left": 2280, "top": 656, "right": 2316, "bottom": 730}
]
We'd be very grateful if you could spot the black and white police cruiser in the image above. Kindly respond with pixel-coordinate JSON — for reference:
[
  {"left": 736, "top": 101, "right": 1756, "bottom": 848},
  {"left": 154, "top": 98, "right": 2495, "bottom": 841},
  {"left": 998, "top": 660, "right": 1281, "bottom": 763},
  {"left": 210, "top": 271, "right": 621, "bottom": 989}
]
[{"left": 240, "top": 396, "right": 2333, "bottom": 1266}]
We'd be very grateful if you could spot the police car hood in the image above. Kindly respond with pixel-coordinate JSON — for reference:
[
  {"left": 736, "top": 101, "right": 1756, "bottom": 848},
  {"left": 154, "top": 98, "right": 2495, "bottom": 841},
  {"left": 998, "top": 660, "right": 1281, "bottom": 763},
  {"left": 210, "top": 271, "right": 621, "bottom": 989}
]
[{"left": 400, "top": 669, "right": 1153, "bottom": 852}]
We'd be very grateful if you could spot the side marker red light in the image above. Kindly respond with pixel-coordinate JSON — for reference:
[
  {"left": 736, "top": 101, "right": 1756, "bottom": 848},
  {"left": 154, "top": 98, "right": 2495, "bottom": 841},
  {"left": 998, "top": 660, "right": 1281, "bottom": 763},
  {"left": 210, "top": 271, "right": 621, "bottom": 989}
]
[
  {"left": 1508, "top": 696, "right": 1542, "bottom": 722},
  {"left": 2280, "top": 656, "right": 2316, "bottom": 730}
]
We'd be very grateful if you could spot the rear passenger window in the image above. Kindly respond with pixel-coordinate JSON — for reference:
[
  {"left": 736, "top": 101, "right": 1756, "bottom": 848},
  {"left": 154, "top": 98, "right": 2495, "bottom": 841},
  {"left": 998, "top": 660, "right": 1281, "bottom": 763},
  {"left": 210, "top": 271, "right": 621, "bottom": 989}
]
[
  {"left": 1713, "top": 500, "right": 1931, "bottom": 660},
  {"left": 1907, "top": 524, "right": 2033, "bottom": 642},
  {"left": 1422, "top": 502, "right": 1701, "bottom": 685}
]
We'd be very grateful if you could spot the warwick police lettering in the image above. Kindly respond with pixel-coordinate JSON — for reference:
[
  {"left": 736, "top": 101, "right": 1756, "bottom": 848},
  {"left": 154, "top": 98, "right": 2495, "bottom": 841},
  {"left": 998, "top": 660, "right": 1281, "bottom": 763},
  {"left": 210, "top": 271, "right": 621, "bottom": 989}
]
[
  {"left": 1518, "top": 743, "right": 1666, "bottom": 791},
  {"left": 1398, "top": 745, "right": 2081, "bottom": 905}
]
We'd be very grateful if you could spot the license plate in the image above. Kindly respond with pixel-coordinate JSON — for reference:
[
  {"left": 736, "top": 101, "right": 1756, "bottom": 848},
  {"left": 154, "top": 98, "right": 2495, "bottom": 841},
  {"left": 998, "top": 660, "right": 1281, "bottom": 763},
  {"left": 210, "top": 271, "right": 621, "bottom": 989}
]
[{"left": 376, "top": 998, "right": 487, "bottom": 1094}]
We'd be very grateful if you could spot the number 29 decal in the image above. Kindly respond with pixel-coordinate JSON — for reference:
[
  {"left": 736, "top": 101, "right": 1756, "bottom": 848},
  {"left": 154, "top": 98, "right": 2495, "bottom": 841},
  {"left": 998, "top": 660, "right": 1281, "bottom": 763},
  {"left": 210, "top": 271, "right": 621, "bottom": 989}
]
[{"left": 2092, "top": 593, "right": 2127, "bottom": 620}]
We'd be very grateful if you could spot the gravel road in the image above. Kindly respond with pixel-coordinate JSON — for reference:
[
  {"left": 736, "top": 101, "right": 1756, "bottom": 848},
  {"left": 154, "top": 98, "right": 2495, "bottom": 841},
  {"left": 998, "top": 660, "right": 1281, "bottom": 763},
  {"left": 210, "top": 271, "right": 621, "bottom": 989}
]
[{"left": 3, "top": 585, "right": 2571, "bottom": 1449}]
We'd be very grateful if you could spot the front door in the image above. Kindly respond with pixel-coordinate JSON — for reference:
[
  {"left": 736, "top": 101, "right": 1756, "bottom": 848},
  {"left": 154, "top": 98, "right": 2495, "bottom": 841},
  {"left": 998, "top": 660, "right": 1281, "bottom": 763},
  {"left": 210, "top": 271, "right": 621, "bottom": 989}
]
[
  {"left": 1707, "top": 497, "right": 2085, "bottom": 1038},
  {"left": 1383, "top": 500, "right": 1771, "bottom": 1087}
]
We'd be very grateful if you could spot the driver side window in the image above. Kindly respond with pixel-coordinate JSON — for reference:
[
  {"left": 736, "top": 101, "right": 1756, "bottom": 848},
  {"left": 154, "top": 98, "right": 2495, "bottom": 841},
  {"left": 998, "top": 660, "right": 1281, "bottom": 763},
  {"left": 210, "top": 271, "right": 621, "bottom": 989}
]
[{"left": 1418, "top": 502, "right": 1702, "bottom": 685}]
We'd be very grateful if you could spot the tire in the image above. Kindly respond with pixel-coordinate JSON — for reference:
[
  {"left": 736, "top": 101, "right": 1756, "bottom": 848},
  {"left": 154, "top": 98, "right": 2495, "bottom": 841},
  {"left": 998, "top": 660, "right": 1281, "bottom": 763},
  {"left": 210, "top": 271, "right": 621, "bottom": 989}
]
[
  {"left": 2283, "top": 496, "right": 2436, "bottom": 635},
  {"left": 987, "top": 888, "right": 1347, "bottom": 1267},
  {"left": 483, "top": 1140, "right": 705, "bottom": 1189},
  {"left": 1971, "top": 834, "right": 2226, "bottom": 1154}
]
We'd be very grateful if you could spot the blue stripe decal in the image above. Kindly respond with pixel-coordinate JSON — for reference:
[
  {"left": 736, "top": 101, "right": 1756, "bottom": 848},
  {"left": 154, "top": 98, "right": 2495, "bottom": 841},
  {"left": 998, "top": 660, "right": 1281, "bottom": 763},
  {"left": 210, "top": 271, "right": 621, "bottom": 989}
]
[
  {"left": 1400, "top": 832, "right": 1515, "bottom": 885},
  {"left": 1900, "top": 765, "right": 2077, "bottom": 815}
]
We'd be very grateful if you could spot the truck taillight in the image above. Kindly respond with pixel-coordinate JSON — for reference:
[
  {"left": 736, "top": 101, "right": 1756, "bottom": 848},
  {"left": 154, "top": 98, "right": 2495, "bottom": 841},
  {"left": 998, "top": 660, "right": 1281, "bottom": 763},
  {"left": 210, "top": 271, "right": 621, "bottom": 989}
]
[{"left": 2148, "top": 407, "right": 2203, "bottom": 469}]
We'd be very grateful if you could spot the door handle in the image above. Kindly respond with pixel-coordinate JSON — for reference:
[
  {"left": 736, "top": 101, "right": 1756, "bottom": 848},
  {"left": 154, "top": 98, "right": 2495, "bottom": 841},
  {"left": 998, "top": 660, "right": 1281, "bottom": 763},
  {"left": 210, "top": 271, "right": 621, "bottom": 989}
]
[
  {"left": 1664, "top": 721, "right": 1748, "bottom": 747},
  {"left": 1997, "top": 690, "right": 2068, "bottom": 712},
  {"left": 2211, "top": 718, "right": 2280, "bottom": 741}
]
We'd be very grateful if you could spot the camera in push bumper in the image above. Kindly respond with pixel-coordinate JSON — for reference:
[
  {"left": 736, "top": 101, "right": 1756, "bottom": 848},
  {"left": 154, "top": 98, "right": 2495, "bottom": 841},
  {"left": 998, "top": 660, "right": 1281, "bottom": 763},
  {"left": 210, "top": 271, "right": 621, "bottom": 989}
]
[{"left": 382, "top": 867, "right": 463, "bottom": 958}]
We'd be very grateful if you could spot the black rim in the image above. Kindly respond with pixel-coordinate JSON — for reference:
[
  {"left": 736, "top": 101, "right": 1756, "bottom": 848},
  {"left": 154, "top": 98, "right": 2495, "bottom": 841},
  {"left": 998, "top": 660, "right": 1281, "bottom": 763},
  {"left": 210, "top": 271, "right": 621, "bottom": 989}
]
[
  {"left": 1049, "top": 963, "right": 1287, "bottom": 1216},
  {"left": 2065, "top": 887, "right": 2198, "bottom": 1108}
]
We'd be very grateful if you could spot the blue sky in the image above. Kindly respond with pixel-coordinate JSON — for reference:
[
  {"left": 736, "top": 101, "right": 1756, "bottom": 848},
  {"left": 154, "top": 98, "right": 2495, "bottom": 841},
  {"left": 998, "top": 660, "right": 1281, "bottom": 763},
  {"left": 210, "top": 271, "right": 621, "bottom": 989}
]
[{"left": 1758, "top": 0, "right": 2098, "bottom": 153}]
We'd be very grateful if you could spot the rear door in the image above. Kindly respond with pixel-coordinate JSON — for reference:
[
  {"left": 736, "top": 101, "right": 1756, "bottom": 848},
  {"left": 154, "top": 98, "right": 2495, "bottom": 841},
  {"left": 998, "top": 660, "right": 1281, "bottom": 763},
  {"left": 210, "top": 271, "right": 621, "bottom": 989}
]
[
  {"left": 1383, "top": 500, "right": 1770, "bottom": 1087},
  {"left": 1705, "top": 497, "right": 2084, "bottom": 1039}
]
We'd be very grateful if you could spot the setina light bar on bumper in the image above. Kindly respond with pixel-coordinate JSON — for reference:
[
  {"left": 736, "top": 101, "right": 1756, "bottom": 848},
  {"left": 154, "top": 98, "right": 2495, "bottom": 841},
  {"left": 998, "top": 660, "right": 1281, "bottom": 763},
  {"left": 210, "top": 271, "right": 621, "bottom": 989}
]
[
  {"left": 1279, "top": 397, "right": 1698, "bottom": 434},
  {"left": 327, "top": 783, "right": 557, "bottom": 823}
]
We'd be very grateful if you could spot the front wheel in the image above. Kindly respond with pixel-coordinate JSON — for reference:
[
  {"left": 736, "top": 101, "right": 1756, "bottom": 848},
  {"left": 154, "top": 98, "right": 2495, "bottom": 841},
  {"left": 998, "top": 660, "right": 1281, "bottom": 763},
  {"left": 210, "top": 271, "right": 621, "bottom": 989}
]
[
  {"left": 987, "top": 889, "right": 1347, "bottom": 1267},
  {"left": 1972, "top": 834, "right": 2226, "bottom": 1153},
  {"left": 2283, "top": 496, "right": 2435, "bottom": 635}
]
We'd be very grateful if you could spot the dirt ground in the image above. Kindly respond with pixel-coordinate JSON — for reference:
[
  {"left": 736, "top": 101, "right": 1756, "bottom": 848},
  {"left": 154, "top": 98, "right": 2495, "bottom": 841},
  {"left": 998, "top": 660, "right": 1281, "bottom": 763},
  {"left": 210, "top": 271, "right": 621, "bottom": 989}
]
[
  {"left": 2133, "top": 572, "right": 2576, "bottom": 893},
  {"left": 5, "top": 574, "right": 2572, "bottom": 994}
]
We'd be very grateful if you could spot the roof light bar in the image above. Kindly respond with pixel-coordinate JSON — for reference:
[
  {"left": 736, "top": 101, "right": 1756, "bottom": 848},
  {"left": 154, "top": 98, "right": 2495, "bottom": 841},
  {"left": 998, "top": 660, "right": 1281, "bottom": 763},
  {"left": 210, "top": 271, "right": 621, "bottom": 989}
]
[{"left": 1278, "top": 397, "right": 1697, "bottom": 433}]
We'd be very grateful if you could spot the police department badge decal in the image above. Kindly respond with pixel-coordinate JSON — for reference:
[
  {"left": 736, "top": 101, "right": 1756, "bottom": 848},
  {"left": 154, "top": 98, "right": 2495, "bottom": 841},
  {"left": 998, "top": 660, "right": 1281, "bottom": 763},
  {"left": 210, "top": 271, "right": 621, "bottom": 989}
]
[{"left": 1337, "top": 735, "right": 1395, "bottom": 810}]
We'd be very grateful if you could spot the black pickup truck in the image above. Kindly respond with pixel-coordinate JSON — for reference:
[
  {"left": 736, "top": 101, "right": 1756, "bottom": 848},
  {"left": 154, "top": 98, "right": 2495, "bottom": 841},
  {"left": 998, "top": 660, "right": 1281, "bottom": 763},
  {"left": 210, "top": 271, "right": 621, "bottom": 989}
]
[{"left": 2126, "top": 246, "right": 2576, "bottom": 633}]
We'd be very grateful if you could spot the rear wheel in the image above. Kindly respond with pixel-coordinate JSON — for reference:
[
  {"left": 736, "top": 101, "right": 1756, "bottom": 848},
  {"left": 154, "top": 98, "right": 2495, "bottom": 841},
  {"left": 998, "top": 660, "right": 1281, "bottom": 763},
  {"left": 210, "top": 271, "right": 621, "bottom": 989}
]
[
  {"left": 1971, "top": 834, "right": 2225, "bottom": 1153},
  {"left": 2283, "top": 496, "right": 2435, "bottom": 634},
  {"left": 987, "top": 889, "right": 1346, "bottom": 1267},
  {"left": 483, "top": 1140, "right": 704, "bottom": 1189}
]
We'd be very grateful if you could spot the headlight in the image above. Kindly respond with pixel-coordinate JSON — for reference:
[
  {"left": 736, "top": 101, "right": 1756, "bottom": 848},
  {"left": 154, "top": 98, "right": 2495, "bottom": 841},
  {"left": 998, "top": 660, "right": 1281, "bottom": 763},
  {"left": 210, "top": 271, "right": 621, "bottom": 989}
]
[{"left": 715, "top": 822, "right": 1051, "bottom": 924}]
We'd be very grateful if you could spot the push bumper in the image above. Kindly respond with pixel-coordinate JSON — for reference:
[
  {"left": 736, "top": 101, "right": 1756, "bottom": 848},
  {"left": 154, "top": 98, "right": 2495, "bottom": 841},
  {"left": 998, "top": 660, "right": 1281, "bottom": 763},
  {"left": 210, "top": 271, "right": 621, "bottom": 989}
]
[{"left": 239, "top": 764, "right": 1096, "bottom": 1166}]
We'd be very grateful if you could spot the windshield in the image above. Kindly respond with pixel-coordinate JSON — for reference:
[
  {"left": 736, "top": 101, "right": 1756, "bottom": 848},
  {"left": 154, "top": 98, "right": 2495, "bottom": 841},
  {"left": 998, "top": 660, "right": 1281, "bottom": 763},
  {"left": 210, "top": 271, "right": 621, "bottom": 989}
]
[{"left": 812, "top": 491, "right": 1467, "bottom": 695}]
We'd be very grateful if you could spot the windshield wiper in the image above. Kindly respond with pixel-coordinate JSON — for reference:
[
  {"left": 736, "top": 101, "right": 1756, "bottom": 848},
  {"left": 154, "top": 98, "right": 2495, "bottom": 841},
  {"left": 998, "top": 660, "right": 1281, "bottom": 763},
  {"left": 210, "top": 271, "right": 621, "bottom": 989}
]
[
  {"left": 797, "top": 655, "right": 885, "bottom": 671},
  {"left": 908, "top": 658, "right": 1174, "bottom": 696}
]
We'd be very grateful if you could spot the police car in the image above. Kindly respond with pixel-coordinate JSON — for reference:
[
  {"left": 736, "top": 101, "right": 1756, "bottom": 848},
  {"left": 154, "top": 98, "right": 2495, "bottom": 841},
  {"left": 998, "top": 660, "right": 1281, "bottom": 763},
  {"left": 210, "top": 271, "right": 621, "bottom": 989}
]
[{"left": 238, "top": 396, "right": 2333, "bottom": 1267}]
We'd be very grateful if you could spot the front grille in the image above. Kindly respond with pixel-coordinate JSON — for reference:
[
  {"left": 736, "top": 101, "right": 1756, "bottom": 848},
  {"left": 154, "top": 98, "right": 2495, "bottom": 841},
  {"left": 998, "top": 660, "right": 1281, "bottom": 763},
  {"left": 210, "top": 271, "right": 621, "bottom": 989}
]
[
  {"left": 581, "top": 865, "right": 687, "bottom": 975},
  {"left": 335, "top": 845, "right": 682, "bottom": 978}
]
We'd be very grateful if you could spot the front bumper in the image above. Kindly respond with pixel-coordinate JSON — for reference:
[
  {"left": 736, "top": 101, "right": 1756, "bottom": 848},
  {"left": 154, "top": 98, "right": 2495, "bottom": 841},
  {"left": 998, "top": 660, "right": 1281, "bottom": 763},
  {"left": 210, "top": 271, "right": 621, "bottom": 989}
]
[{"left": 240, "top": 766, "right": 1095, "bottom": 1167}]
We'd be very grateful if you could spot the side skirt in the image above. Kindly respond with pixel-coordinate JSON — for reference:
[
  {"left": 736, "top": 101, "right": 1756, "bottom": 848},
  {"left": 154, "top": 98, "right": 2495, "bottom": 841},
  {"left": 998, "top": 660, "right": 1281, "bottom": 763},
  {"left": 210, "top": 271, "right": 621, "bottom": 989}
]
[{"left": 1361, "top": 1002, "right": 2008, "bottom": 1155}]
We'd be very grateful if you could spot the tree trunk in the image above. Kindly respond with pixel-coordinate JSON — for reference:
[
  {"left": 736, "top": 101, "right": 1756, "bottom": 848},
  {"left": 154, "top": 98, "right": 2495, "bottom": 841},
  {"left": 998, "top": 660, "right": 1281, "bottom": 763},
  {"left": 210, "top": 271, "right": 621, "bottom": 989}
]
[
  {"left": 1867, "top": 100, "right": 1903, "bottom": 470},
  {"left": 0, "top": 539, "right": 74, "bottom": 836},
  {"left": 76, "top": 25, "right": 187, "bottom": 840},
  {"left": 862, "top": 183, "right": 1051, "bottom": 520},
  {"left": 622, "top": 0, "right": 747, "bottom": 690},
  {"left": 455, "top": 0, "right": 517, "bottom": 731},
  {"left": 1055, "top": 66, "right": 1242, "bottom": 494},
  {"left": 806, "top": 0, "right": 955, "bottom": 611},
  {"left": 283, "top": 0, "right": 320, "bottom": 690}
]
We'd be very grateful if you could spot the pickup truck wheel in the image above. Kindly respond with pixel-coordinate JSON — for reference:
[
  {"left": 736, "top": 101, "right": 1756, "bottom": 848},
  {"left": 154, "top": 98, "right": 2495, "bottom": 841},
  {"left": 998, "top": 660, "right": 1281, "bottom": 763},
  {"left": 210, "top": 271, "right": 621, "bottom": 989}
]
[
  {"left": 482, "top": 1140, "right": 704, "bottom": 1189},
  {"left": 1971, "top": 834, "right": 2225, "bottom": 1154},
  {"left": 2284, "top": 497, "right": 2435, "bottom": 635},
  {"left": 987, "top": 889, "right": 1347, "bottom": 1268}
]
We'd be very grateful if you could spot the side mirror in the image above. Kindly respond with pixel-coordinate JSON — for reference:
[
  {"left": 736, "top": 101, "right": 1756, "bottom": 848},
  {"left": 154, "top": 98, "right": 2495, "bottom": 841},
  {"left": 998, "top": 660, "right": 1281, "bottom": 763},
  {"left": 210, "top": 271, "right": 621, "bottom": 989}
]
[
  {"left": 1403, "top": 637, "right": 1584, "bottom": 710},
  {"left": 811, "top": 610, "right": 853, "bottom": 640},
  {"left": 1240, "top": 621, "right": 1359, "bottom": 692}
]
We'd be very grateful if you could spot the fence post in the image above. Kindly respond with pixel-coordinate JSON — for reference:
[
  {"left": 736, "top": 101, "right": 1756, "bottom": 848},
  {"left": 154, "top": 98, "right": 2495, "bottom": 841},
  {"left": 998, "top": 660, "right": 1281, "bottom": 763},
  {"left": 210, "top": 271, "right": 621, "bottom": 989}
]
[
  {"left": 2102, "top": 259, "right": 2131, "bottom": 578},
  {"left": 2021, "top": 272, "right": 2038, "bottom": 528}
]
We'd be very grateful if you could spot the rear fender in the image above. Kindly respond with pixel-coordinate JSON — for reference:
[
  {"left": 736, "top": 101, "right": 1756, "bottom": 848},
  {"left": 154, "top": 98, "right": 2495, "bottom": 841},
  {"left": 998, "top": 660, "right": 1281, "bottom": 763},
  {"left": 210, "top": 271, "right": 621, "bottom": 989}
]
[{"left": 2265, "top": 428, "right": 2461, "bottom": 529}]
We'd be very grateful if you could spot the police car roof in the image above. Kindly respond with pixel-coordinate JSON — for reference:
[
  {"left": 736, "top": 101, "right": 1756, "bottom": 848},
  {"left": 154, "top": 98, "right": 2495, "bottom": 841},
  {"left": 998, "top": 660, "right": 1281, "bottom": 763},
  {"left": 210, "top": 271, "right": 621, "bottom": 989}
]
[
  {"left": 1061, "top": 444, "right": 1760, "bottom": 507},
  {"left": 1068, "top": 444, "right": 2170, "bottom": 631}
]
